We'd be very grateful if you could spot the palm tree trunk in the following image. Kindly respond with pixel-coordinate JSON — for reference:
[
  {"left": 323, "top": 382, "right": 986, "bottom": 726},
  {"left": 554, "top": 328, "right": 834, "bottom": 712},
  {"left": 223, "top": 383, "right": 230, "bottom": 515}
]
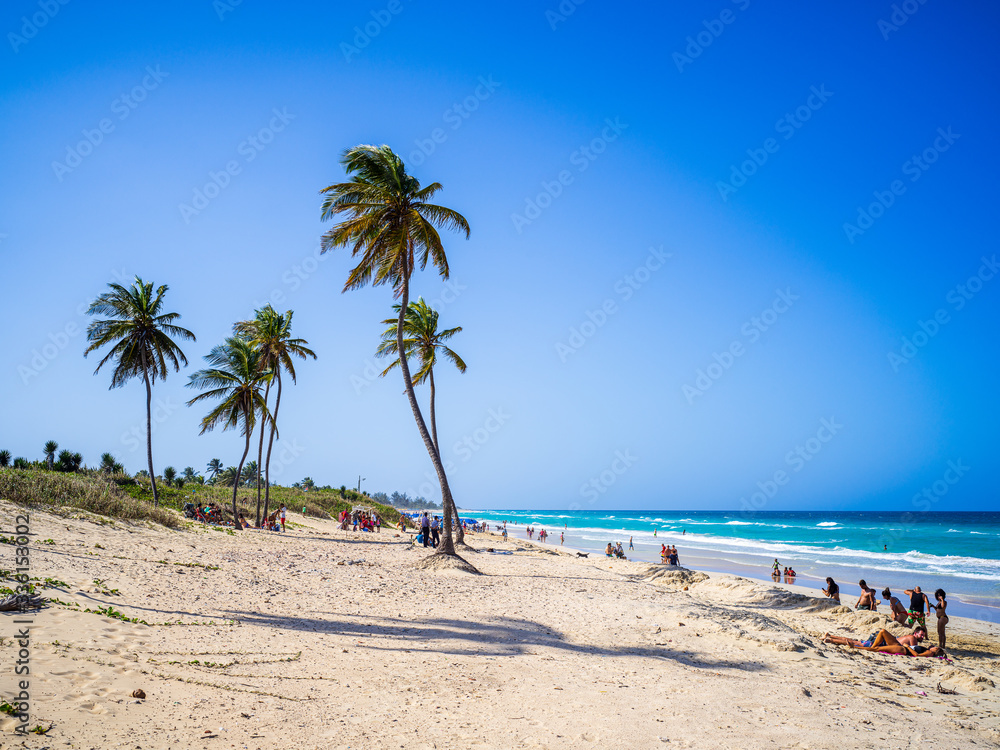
[
  {"left": 263, "top": 369, "right": 282, "bottom": 524},
  {"left": 254, "top": 379, "right": 271, "bottom": 526},
  {"left": 141, "top": 349, "right": 159, "bottom": 506},
  {"left": 429, "top": 369, "right": 464, "bottom": 546},
  {"left": 231, "top": 411, "right": 253, "bottom": 533},
  {"left": 396, "top": 276, "right": 458, "bottom": 556}
]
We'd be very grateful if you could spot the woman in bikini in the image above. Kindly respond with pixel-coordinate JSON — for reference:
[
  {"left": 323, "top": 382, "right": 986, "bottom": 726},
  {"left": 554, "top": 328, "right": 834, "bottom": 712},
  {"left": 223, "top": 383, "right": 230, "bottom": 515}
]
[
  {"left": 932, "top": 588, "right": 949, "bottom": 648},
  {"left": 823, "top": 577, "right": 840, "bottom": 604},
  {"left": 823, "top": 629, "right": 941, "bottom": 656},
  {"left": 882, "top": 588, "right": 909, "bottom": 625}
]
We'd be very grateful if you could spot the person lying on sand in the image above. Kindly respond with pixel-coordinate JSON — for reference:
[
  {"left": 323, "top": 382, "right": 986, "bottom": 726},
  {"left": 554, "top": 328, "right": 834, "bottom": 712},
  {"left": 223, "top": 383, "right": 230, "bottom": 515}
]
[{"left": 823, "top": 628, "right": 940, "bottom": 656}]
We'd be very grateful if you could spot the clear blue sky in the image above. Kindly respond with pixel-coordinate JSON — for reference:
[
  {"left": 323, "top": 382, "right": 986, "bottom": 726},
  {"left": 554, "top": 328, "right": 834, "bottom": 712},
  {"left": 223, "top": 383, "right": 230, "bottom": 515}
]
[{"left": 2, "top": 0, "right": 997, "bottom": 511}]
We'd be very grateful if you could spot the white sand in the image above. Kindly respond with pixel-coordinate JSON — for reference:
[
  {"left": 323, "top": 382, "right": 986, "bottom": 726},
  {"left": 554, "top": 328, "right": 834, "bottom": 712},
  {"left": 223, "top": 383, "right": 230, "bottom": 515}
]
[{"left": 2, "top": 501, "right": 998, "bottom": 749}]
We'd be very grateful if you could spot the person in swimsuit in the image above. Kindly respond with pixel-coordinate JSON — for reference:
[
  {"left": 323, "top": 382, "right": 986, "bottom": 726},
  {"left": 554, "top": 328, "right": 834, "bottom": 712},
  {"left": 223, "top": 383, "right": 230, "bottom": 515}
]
[
  {"left": 823, "top": 577, "right": 840, "bottom": 603},
  {"left": 823, "top": 628, "right": 927, "bottom": 653},
  {"left": 933, "top": 588, "right": 949, "bottom": 648},
  {"left": 855, "top": 580, "right": 877, "bottom": 611},
  {"left": 882, "top": 588, "right": 909, "bottom": 625},
  {"left": 904, "top": 586, "right": 930, "bottom": 629}
]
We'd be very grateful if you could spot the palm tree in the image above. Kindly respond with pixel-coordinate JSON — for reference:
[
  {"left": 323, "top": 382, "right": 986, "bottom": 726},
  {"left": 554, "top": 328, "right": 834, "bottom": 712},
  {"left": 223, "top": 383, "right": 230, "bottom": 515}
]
[
  {"left": 206, "top": 458, "right": 223, "bottom": 482},
  {"left": 56, "top": 450, "right": 82, "bottom": 472},
  {"left": 13, "top": 458, "right": 29, "bottom": 469},
  {"left": 0, "top": 450, "right": 10, "bottom": 468},
  {"left": 376, "top": 298, "right": 468, "bottom": 542},
  {"left": 319, "top": 144, "right": 469, "bottom": 557},
  {"left": 186, "top": 337, "right": 272, "bottom": 530},
  {"left": 235, "top": 306, "right": 316, "bottom": 525},
  {"left": 100, "top": 452, "right": 117, "bottom": 473},
  {"left": 163, "top": 466, "right": 177, "bottom": 487},
  {"left": 216, "top": 466, "right": 238, "bottom": 487},
  {"left": 301, "top": 477, "right": 315, "bottom": 491},
  {"left": 43, "top": 441, "right": 58, "bottom": 470},
  {"left": 84, "top": 277, "right": 195, "bottom": 506},
  {"left": 241, "top": 461, "right": 258, "bottom": 487},
  {"left": 182, "top": 466, "right": 196, "bottom": 482}
]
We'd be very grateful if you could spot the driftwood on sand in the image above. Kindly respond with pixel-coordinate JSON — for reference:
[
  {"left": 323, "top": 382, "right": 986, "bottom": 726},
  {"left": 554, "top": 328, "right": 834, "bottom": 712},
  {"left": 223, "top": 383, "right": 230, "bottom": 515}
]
[{"left": 0, "top": 594, "right": 44, "bottom": 612}]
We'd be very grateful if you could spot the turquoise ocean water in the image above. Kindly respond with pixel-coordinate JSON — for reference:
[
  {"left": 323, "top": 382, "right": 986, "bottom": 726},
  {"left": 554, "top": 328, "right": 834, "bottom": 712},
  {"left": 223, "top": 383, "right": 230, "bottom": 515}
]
[{"left": 467, "top": 510, "right": 1000, "bottom": 622}]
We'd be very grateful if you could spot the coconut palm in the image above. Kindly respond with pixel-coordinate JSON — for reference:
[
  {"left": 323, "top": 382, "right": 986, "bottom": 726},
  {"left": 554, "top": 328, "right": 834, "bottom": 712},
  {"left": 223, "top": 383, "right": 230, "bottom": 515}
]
[
  {"left": 234, "top": 306, "right": 316, "bottom": 525},
  {"left": 216, "top": 466, "right": 238, "bottom": 487},
  {"left": 319, "top": 144, "right": 469, "bottom": 557},
  {"left": 241, "top": 461, "right": 258, "bottom": 487},
  {"left": 56, "top": 450, "right": 82, "bottom": 472},
  {"left": 84, "top": 277, "right": 195, "bottom": 506},
  {"left": 376, "top": 298, "right": 468, "bottom": 542},
  {"left": 186, "top": 337, "right": 272, "bottom": 529},
  {"left": 163, "top": 466, "right": 177, "bottom": 486},
  {"left": 206, "top": 458, "right": 223, "bottom": 482},
  {"left": 182, "top": 466, "right": 196, "bottom": 482},
  {"left": 0, "top": 450, "right": 10, "bottom": 468},
  {"left": 43, "top": 441, "right": 58, "bottom": 470}
]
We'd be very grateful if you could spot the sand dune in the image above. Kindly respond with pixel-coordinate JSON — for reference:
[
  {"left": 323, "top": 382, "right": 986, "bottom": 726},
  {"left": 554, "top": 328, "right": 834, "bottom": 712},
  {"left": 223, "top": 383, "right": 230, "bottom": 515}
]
[{"left": 2, "top": 500, "right": 998, "bottom": 749}]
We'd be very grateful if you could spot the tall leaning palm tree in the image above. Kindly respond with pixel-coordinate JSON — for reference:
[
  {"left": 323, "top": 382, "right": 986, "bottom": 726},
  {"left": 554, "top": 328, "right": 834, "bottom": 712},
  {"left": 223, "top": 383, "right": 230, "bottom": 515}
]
[
  {"left": 84, "top": 277, "right": 195, "bottom": 506},
  {"left": 319, "top": 144, "right": 469, "bottom": 558},
  {"left": 234, "top": 307, "right": 315, "bottom": 525},
  {"left": 376, "top": 298, "right": 468, "bottom": 543},
  {"left": 186, "top": 337, "right": 271, "bottom": 529}
]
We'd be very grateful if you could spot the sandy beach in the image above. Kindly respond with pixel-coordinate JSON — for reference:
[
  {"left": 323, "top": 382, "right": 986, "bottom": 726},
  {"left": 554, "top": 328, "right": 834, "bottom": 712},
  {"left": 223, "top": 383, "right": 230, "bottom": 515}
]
[{"left": 2, "top": 501, "right": 998, "bottom": 750}]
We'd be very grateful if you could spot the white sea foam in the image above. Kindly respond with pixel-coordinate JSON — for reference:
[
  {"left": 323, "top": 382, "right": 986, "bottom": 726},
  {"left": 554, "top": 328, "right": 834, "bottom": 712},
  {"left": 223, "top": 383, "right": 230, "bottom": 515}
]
[{"left": 816, "top": 522, "right": 839, "bottom": 527}]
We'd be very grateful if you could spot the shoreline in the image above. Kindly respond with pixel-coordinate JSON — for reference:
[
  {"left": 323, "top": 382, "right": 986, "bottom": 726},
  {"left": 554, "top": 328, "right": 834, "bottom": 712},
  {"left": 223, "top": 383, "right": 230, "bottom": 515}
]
[{"left": 466, "top": 511, "right": 1000, "bottom": 622}]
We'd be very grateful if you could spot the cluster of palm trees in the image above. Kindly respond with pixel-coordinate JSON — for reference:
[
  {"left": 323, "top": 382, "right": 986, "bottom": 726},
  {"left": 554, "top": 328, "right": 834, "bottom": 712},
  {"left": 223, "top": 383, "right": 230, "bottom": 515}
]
[
  {"left": 83, "top": 279, "right": 314, "bottom": 529},
  {"left": 76, "top": 143, "right": 469, "bottom": 556},
  {"left": 320, "top": 144, "right": 470, "bottom": 557}
]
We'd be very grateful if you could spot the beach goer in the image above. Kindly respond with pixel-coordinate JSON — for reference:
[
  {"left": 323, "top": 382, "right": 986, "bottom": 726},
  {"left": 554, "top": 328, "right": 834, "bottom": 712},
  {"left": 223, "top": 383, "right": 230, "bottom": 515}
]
[
  {"left": 824, "top": 629, "right": 942, "bottom": 657},
  {"left": 629, "top": 536, "right": 634, "bottom": 550},
  {"left": 420, "top": 512, "right": 430, "bottom": 547},
  {"left": 669, "top": 546, "right": 679, "bottom": 566},
  {"left": 823, "top": 577, "right": 840, "bottom": 604},
  {"left": 431, "top": 516, "right": 440, "bottom": 548},
  {"left": 280, "top": 505, "right": 286, "bottom": 532},
  {"left": 856, "top": 580, "right": 877, "bottom": 611},
  {"left": 772, "top": 559, "right": 781, "bottom": 577},
  {"left": 933, "top": 589, "right": 948, "bottom": 648},
  {"left": 660, "top": 544, "right": 668, "bottom": 564},
  {"left": 560, "top": 532, "right": 564, "bottom": 545},
  {"left": 605, "top": 543, "right": 614, "bottom": 557},
  {"left": 882, "top": 588, "right": 908, "bottom": 625},
  {"left": 904, "top": 586, "right": 930, "bottom": 629},
  {"left": 653, "top": 528, "right": 657, "bottom": 537}
]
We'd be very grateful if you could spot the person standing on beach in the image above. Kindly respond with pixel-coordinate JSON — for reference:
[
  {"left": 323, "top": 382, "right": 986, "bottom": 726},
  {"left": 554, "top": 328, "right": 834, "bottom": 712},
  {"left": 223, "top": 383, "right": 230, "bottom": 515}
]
[
  {"left": 904, "top": 586, "right": 930, "bottom": 629},
  {"left": 420, "top": 512, "right": 430, "bottom": 547},
  {"left": 560, "top": 532, "right": 564, "bottom": 545},
  {"left": 431, "top": 516, "right": 440, "bottom": 548},
  {"left": 629, "top": 536, "right": 633, "bottom": 551},
  {"left": 280, "top": 504, "right": 286, "bottom": 532},
  {"left": 933, "top": 589, "right": 949, "bottom": 648}
]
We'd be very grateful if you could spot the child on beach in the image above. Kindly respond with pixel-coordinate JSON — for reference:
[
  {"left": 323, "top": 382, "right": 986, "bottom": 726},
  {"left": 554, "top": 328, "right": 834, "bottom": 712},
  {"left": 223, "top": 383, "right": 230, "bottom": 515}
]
[{"left": 280, "top": 505, "right": 286, "bottom": 532}]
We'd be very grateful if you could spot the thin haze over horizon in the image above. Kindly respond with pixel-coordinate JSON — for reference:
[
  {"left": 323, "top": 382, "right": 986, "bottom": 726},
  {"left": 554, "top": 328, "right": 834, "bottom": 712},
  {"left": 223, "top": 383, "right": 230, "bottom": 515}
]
[{"left": 1, "top": 0, "right": 998, "bottom": 512}]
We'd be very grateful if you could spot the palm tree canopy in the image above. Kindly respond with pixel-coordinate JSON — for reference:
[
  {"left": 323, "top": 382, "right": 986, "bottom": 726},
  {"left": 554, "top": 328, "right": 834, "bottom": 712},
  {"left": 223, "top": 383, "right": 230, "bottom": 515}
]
[
  {"left": 84, "top": 277, "right": 196, "bottom": 387},
  {"left": 319, "top": 144, "right": 470, "bottom": 295},
  {"left": 206, "top": 458, "right": 223, "bottom": 477},
  {"left": 375, "top": 298, "right": 466, "bottom": 384},
  {"left": 44, "top": 441, "right": 58, "bottom": 457},
  {"left": 233, "top": 306, "right": 316, "bottom": 384},
  {"left": 185, "top": 337, "right": 272, "bottom": 437}
]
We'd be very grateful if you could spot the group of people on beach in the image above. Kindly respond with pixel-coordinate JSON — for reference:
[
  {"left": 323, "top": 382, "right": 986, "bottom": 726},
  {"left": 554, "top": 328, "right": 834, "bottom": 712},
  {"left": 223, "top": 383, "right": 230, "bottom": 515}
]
[
  {"left": 185, "top": 501, "right": 287, "bottom": 532},
  {"left": 661, "top": 544, "right": 680, "bottom": 565},
  {"left": 338, "top": 509, "right": 381, "bottom": 533},
  {"left": 819, "top": 576, "right": 949, "bottom": 649}
]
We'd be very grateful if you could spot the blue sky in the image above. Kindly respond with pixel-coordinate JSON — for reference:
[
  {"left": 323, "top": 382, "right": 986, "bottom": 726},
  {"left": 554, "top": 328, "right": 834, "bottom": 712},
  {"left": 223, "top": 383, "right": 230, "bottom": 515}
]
[{"left": 1, "top": 0, "right": 997, "bottom": 511}]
